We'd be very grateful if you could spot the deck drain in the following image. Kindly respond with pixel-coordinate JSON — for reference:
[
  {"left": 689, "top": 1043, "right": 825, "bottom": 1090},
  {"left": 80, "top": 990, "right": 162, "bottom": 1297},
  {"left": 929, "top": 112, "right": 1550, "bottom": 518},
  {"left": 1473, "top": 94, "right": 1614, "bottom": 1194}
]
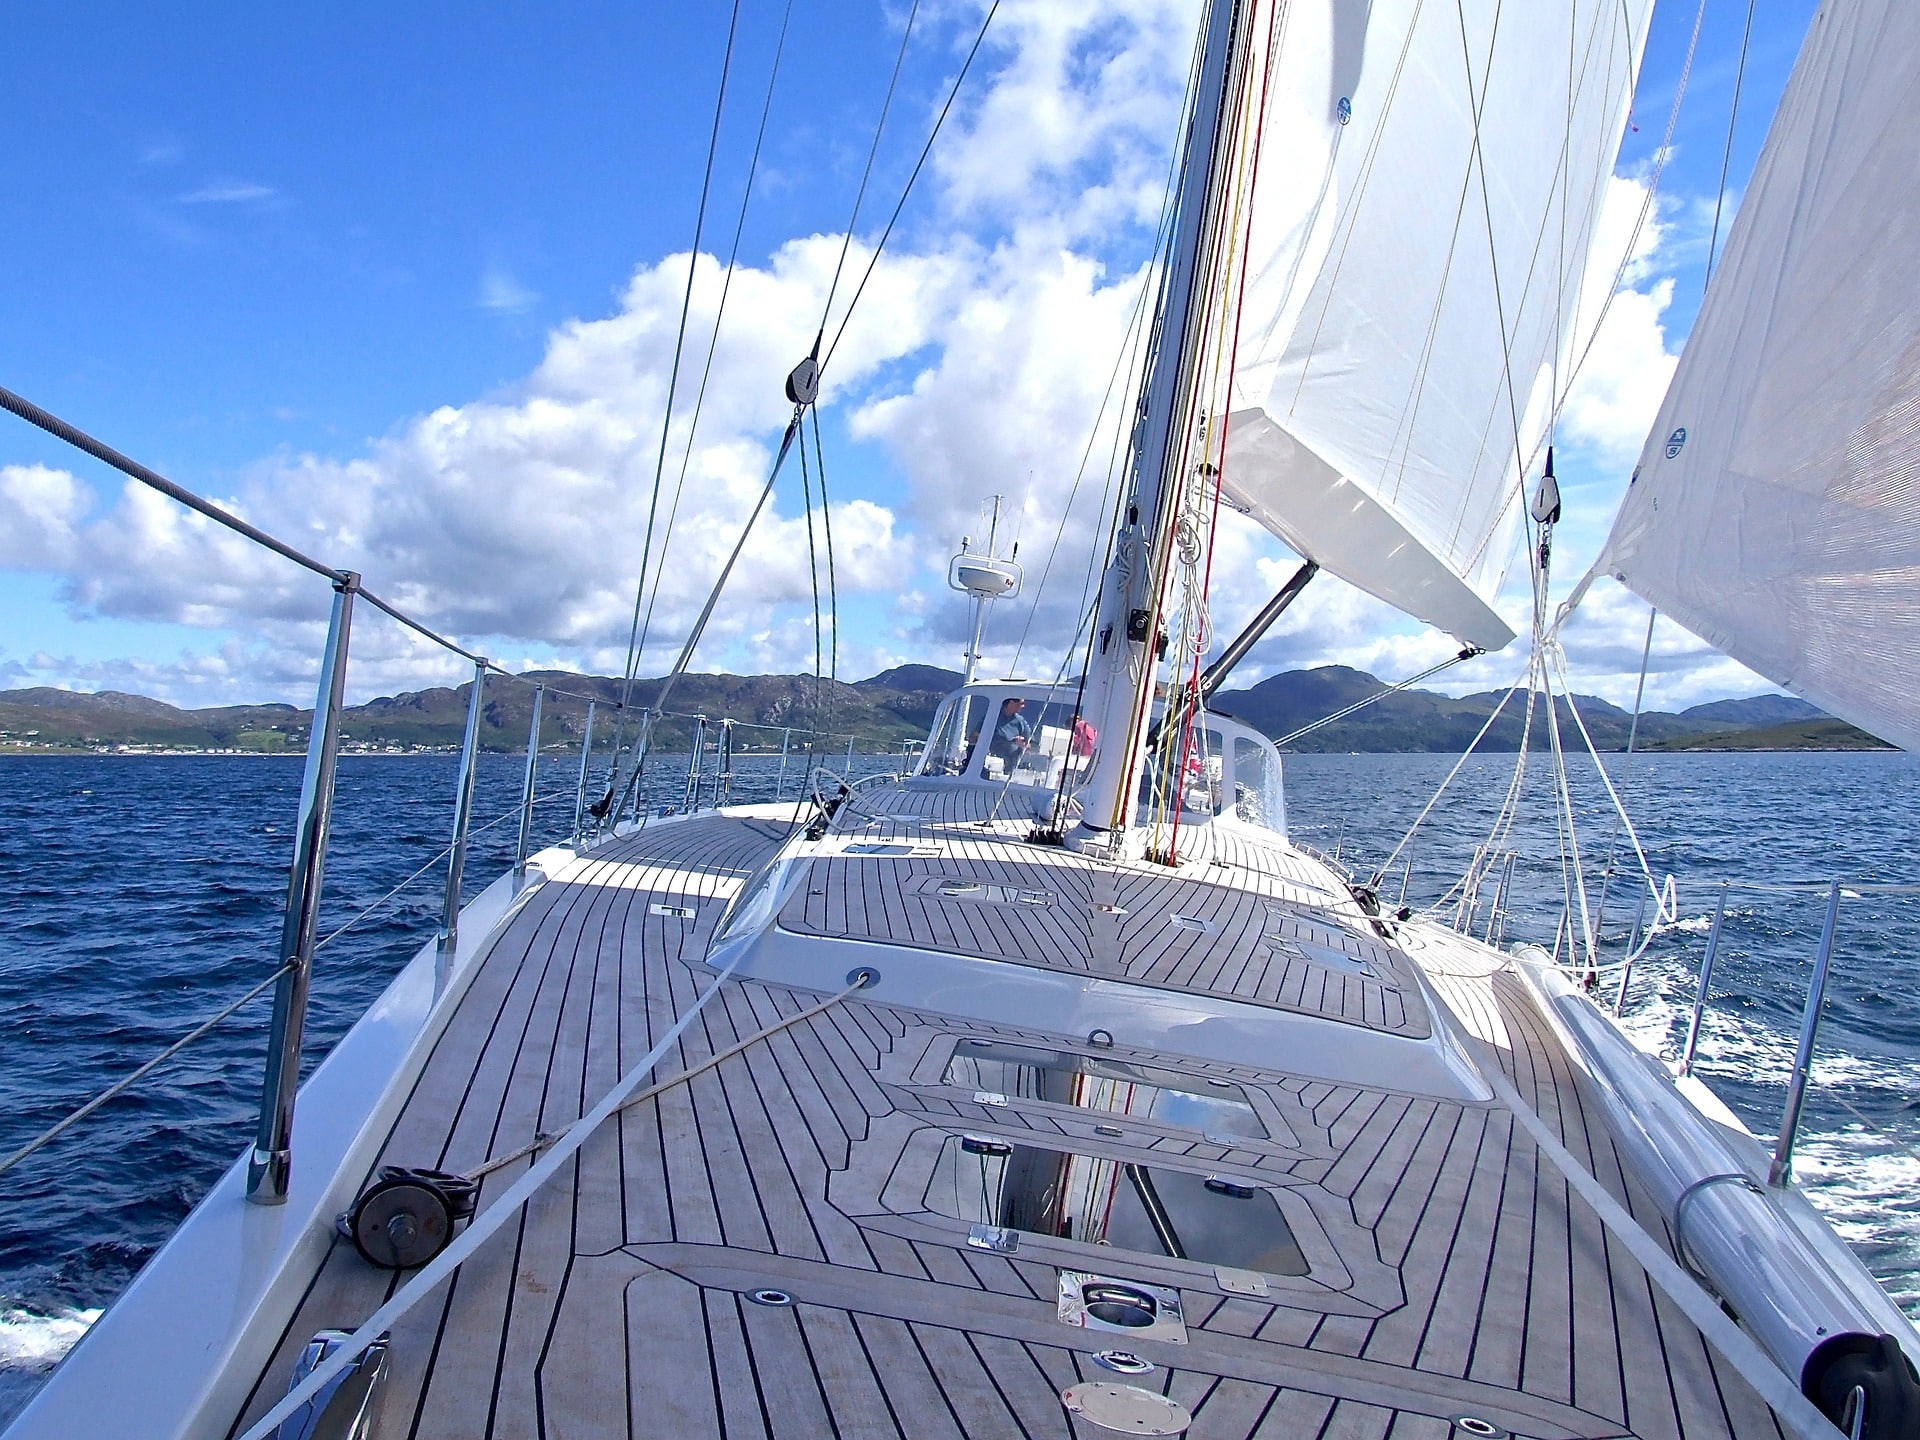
[
  {"left": 1062, "top": 1381, "right": 1190, "bottom": 1434},
  {"left": 746, "top": 1288, "right": 794, "bottom": 1308},
  {"left": 1090, "top": 1350, "right": 1154, "bottom": 1375},
  {"left": 1453, "top": 1418, "right": 1505, "bottom": 1438}
]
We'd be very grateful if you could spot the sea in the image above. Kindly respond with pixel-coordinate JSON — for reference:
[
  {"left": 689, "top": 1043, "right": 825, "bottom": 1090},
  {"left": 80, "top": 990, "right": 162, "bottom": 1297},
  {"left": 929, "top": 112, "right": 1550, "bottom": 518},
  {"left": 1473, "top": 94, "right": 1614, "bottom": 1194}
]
[{"left": 3, "top": 746, "right": 1919, "bottom": 1421}]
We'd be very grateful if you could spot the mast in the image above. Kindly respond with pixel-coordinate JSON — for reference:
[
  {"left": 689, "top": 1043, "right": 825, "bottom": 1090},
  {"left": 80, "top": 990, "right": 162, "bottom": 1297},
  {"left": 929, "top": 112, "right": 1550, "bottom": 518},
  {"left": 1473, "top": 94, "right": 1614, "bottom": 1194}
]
[{"left": 1069, "top": 0, "right": 1250, "bottom": 847}]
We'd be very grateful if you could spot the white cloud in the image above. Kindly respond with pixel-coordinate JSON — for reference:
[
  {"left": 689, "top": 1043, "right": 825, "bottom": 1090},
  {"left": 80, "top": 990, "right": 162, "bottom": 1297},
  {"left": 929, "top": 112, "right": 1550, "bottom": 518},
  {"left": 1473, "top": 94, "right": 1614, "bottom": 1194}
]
[
  {"left": 4, "top": 2, "right": 1776, "bottom": 722},
  {"left": 176, "top": 179, "right": 277, "bottom": 204},
  {"left": 1557, "top": 171, "right": 1681, "bottom": 465},
  {"left": 0, "top": 466, "right": 89, "bottom": 569},
  {"left": 480, "top": 266, "right": 539, "bottom": 314},
  {"left": 932, "top": 0, "right": 1198, "bottom": 241}
]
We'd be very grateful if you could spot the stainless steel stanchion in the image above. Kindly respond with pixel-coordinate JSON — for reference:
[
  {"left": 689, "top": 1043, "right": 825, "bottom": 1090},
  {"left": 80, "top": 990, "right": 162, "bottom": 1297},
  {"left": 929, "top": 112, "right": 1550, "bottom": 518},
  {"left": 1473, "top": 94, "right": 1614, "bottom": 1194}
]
[
  {"left": 248, "top": 572, "right": 359, "bottom": 1204},
  {"left": 515, "top": 685, "right": 545, "bottom": 880},
  {"left": 439, "top": 660, "right": 488, "bottom": 956},
  {"left": 572, "top": 700, "right": 597, "bottom": 846},
  {"left": 1677, "top": 882, "right": 1730, "bottom": 1078},
  {"left": 1770, "top": 879, "right": 1843, "bottom": 1186}
]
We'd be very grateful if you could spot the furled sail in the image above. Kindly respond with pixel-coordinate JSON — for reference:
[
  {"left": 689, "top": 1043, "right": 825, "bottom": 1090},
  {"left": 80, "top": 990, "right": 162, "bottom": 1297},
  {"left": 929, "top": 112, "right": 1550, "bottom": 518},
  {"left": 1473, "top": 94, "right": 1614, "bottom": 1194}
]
[
  {"left": 1596, "top": 0, "right": 1920, "bottom": 751},
  {"left": 1219, "top": 0, "right": 1651, "bottom": 650}
]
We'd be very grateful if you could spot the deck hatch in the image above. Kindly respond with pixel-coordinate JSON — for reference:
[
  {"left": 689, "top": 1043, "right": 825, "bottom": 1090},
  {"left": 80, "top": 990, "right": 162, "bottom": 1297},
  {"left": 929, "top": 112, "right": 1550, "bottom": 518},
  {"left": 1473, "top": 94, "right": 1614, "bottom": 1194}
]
[
  {"left": 924, "top": 877, "right": 1053, "bottom": 907},
  {"left": 929, "top": 1136, "right": 1307, "bottom": 1275},
  {"left": 943, "top": 1040, "right": 1267, "bottom": 1139}
]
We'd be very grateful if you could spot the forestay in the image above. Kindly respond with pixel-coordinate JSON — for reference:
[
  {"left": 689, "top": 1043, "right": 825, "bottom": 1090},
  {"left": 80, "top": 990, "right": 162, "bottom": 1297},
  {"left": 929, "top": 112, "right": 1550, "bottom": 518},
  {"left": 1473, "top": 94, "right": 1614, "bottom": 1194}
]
[
  {"left": 1220, "top": 0, "right": 1650, "bottom": 650},
  {"left": 1596, "top": 1, "right": 1920, "bottom": 752}
]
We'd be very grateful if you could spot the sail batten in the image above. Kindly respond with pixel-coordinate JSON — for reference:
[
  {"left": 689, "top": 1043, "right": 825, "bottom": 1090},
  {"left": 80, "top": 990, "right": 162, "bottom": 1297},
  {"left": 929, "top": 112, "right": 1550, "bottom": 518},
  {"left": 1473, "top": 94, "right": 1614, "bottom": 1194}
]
[
  {"left": 1219, "top": 0, "right": 1650, "bottom": 650},
  {"left": 1597, "top": 1, "right": 1920, "bottom": 751}
]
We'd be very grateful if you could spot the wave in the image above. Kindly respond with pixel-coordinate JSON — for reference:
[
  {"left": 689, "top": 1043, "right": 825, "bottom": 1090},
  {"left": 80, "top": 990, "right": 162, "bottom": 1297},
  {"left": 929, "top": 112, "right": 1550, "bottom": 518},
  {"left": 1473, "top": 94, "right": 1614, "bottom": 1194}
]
[{"left": 0, "top": 1305, "right": 100, "bottom": 1371}]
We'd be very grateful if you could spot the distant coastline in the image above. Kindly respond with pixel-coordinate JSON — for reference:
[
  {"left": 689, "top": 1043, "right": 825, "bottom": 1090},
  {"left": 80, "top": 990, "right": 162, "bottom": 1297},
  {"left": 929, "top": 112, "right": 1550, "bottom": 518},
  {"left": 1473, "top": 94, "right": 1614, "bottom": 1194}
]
[{"left": 0, "top": 664, "right": 1897, "bottom": 756}]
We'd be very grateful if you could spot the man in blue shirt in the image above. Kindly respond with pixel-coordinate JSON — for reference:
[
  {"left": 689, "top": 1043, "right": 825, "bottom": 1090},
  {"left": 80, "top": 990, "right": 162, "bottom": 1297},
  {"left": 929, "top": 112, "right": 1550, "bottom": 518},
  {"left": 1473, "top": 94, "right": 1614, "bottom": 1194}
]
[{"left": 989, "top": 697, "right": 1032, "bottom": 766}]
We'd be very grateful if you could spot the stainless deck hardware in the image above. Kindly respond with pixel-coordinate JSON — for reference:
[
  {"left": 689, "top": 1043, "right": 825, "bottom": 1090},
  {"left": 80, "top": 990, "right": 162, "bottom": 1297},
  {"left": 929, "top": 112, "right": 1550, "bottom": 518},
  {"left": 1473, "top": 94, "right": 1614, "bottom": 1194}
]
[
  {"left": 1771, "top": 878, "right": 1843, "bottom": 1186},
  {"left": 439, "top": 660, "right": 488, "bottom": 957},
  {"left": 273, "top": 1328, "right": 390, "bottom": 1440},
  {"left": 514, "top": 684, "right": 544, "bottom": 880},
  {"left": 571, "top": 700, "right": 597, "bottom": 845},
  {"left": 1613, "top": 887, "right": 1651, "bottom": 1016},
  {"left": 248, "top": 573, "right": 359, "bottom": 1206},
  {"left": 773, "top": 726, "right": 793, "bottom": 801},
  {"left": 341, "top": 1166, "right": 478, "bottom": 1269},
  {"left": 1677, "top": 882, "right": 1730, "bottom": 1077}
]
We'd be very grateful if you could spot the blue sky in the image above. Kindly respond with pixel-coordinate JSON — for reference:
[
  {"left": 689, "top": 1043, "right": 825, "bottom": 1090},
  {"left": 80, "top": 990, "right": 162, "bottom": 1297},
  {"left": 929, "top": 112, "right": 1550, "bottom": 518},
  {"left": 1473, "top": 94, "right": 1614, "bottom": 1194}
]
[{"left": 0, "top": 0, "right": 1820, "bottom": 710}]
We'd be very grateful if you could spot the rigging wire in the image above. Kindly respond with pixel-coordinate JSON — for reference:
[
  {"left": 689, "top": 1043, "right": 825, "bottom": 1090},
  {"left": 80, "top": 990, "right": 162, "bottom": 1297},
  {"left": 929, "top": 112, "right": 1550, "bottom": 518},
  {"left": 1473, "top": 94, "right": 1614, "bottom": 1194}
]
[
  {"left": 1702, "top": 0, "right": 1759, "bottom": 290},
  {"left": 822, "top": 0, "right": 1004, "bottom": 372},
  {"left": 1549, "top": 0, "right": 1704, "bottom": 432},
  {"left": 1589, "top": 603, "right": 1657, "bottom": 938},
  {"left": 817, "top": 0, "right": 924, "bottom": 342},
  {"left": 633, "top": 0, "right": 797, "bottom": 678},
  {"left": 1270, "top": 648, "right": 1483, "bottom": 749},
  {"left": 613, "top": 0, "right": 748, "bottom": 750},
  {"left": 808, "top": 406, "right": 840, "bottom": 686},
  {"left": 609, "top": 2, "right": 1000, "bottom": 821}
]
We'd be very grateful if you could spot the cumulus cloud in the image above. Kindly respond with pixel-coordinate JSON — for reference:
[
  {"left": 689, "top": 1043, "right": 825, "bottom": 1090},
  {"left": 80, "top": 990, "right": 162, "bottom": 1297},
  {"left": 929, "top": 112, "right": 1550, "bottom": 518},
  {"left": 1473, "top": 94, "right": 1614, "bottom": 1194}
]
[
  {"left": 1556, "top": 171, "right": 1682, "bottom": 465},
  {"left": 3, "top": 0, "right": 1773, "bottom": 720},
  {"left": 932, "top": 0, "right": 1197, "bottom": 241}
]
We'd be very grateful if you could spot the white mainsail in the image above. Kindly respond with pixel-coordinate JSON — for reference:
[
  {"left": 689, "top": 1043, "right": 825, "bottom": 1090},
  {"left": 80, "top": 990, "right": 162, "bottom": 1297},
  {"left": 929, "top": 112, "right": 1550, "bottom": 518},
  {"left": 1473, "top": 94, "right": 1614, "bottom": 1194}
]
[
  {"left": 1595, "top": 0, "right": 1920, "bottom": 752},
  {"left": 1219, "top": 0, "right": 1651, "bottom": 650}
]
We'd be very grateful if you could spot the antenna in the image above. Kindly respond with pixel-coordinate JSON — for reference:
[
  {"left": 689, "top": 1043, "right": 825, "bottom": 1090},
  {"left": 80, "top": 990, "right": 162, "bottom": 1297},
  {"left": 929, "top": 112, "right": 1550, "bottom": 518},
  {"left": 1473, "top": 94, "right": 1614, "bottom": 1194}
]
[{"left": 948, "top": 495, "right": 1023, "bottom": 684}]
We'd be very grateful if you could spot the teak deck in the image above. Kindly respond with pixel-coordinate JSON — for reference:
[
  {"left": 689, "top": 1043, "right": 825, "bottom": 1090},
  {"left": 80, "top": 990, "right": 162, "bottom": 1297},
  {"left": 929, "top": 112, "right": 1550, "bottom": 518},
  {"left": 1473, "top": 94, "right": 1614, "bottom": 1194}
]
[{"left": 230, "top": 807, "right": 1788, "bottom": 1438}]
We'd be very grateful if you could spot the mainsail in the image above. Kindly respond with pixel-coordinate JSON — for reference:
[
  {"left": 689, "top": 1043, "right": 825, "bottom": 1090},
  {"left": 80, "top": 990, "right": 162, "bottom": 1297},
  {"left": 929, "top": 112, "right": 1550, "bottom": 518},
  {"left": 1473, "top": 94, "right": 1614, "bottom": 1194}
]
[
  {"left": 1596, "top": 0, "right": 1920, "bottom": 752},
  {"left": 1219, "top": 0, "right": 1651, "bottom": 650}
]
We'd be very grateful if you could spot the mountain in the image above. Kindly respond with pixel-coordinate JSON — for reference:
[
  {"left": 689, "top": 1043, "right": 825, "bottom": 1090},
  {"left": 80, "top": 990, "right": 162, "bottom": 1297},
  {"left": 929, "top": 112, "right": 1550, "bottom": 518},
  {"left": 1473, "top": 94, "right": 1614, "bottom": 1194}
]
[
  {"left": 0, "top": 666, "right": 1897, "bottom": 754},
  {"left": 1210, "top": 666, "right": 1890, "bottom": 752},
  {"left": 857, "top": 664, "right": 964, "bottom": 693},
  {"left": 1676, "top": 695, "right": 1825, "bottom": 728},
  {"left": 0, "top": 671, "right": 950, "bottom": 754}
]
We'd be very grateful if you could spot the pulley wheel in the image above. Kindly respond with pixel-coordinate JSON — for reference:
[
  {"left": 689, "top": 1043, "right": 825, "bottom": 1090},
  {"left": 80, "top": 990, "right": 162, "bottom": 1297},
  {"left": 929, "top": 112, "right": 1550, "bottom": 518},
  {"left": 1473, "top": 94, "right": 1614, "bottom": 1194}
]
[
  {"left": 379, "top": 1164, "right": 478, "bottom": 1220},
  {"left": 349, "top": 1176, "right": 455, "bottom": 1269}
]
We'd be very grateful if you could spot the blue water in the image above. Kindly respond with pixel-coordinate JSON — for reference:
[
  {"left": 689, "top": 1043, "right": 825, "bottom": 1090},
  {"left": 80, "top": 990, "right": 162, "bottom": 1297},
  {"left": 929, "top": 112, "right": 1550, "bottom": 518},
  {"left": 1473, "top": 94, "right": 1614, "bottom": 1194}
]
[{"left": 2, "top": 748, "right": 1919, "bottom": 1418}]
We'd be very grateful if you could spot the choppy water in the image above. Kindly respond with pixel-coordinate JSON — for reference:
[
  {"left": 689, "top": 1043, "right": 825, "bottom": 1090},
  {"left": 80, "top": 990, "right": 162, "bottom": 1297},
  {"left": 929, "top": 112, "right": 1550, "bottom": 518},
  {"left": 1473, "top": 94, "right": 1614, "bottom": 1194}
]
[{"left": 2, "top": 747, "right": 1918, "bottom": 1421}]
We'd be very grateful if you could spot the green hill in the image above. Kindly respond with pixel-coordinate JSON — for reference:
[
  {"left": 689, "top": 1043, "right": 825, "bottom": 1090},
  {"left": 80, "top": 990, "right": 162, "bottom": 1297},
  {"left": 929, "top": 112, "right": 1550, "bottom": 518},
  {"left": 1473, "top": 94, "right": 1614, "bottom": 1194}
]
[{"left": 0, "top": 663, "right": 1893, "bottom": 755}]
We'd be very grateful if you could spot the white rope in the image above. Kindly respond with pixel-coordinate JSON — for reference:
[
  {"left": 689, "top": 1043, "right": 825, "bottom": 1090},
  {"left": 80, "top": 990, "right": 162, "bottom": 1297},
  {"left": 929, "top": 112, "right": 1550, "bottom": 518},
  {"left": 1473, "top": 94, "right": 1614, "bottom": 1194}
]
[
  {"left": 1372, "top": 664, "right": 1531, "bottom": 885},
  {"left": 1541, "top": 634, "right": 1598, "bottom": 967},
  {"left": 1549, "top": 644, "right": 1679, "bottom": 960},
  {"left": 238, "top": 962, "right": 865, "bottom": 1440}
]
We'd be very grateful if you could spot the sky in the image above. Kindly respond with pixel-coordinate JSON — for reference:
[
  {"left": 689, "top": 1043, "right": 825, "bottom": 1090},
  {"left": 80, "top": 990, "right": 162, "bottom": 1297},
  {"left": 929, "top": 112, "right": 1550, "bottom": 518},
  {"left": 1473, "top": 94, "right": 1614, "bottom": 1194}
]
[{"left": 0, "top": 0, "right": 1820, "bottom": 714}]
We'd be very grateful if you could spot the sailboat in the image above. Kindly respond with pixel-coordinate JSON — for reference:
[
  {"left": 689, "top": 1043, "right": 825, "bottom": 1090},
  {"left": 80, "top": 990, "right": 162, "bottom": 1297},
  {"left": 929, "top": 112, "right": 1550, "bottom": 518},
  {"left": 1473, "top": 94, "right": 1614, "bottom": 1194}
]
[{"left": 6, "top": 0, "right": 1920, "bottom": 1437}]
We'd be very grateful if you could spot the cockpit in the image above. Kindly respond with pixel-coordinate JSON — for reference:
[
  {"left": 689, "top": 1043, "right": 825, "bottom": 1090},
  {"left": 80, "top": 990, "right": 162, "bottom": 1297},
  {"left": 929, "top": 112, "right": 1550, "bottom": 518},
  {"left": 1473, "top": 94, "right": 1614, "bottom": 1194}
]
[{"left": 910, "top": 681, "right": 1288, "bottom": 835}]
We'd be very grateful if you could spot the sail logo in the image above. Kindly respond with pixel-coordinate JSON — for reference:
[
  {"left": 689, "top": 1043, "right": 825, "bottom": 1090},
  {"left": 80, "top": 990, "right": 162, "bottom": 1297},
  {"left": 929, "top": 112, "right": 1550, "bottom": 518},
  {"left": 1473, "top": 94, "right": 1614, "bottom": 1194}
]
[
  {"left": 1665, "top": 427, "right": 1687, "bottom": 458},
  {"left": 1337, "top": 97, "right": 1352, "bottom": 125}
]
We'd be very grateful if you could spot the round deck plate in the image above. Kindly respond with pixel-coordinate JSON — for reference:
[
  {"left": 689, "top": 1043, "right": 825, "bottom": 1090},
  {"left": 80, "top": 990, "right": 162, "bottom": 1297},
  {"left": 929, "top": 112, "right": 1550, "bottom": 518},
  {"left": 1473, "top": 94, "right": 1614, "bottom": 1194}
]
[{"left": 1062, "top": 1381, "right": 1191, "bottom": 1434}]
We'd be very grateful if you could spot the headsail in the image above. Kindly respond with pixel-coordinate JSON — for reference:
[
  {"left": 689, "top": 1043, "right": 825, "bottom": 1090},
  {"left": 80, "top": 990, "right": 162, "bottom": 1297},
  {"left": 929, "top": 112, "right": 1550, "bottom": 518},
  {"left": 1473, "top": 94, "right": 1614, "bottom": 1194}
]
[
  {"left": 1596, "top": 1, "right": 1920, "bottom": 751},
  {"left": 1220, "top": 0, "right": 1651, "bottom": 650}
]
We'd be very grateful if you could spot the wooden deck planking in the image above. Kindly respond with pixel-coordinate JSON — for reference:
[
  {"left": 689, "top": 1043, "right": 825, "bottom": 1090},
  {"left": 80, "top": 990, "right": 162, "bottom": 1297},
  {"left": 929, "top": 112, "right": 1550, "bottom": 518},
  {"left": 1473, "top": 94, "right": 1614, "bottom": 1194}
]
[{"left": 228, "top": 808, "right": 1798, "bottom": 1439}]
